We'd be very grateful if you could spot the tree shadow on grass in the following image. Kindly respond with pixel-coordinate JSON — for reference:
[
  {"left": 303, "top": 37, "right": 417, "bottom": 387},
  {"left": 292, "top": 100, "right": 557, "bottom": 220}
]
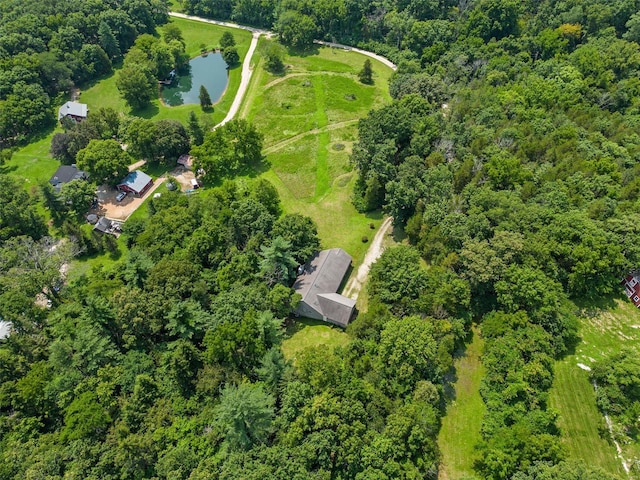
[
  {"left": 284, "top": 316, "right": 339, "bottom": 338},
  {"left": 286, "top": 44, "right": 320, "bottom": 58},
  {"left": 133, "top": 103, "right": 160, "bottom": 119},
  {"left": 77, "top": 65, "right": 120, "bottom": 93},
  {"left": 573, "top": 293, "right": 623, "bottom": 317}
]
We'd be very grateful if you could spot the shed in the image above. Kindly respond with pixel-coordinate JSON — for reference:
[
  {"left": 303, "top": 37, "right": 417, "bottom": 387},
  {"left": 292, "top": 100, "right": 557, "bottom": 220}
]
[
  {"left": 58, "top": 101, "right": 88, "bottom": 122},
  {"left": 177, "top": 154, "right": 193, "bottom": 169},
  {"left": 93, "top": 217, "right": 122, "bottom": 235},
  {"left": 49, "top": 165, "right": 89, "bottom": 191},
  {"left": 117, "top": 170, "right": 153, "bottom": 196},
  {"left": 293, "top": 248, "right": 355, "bottom": 327}
]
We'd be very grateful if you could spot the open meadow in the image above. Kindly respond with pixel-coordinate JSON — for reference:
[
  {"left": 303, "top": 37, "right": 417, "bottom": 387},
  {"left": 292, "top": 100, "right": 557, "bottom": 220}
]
[
  {"left": 548, "top": 297, "right": 640, "bottom": 476},
  {"left": 242, "top": 40, "right": 393, "bottom": 265},
  {"left": 438, "top": 328, "right": 485, "bottom": 480}
]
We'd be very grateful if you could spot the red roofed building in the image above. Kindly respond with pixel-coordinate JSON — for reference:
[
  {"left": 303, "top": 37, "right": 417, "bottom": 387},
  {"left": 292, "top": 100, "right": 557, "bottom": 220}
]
[{"left": 622, "top": 274, "right": 640, "bottom": 307}]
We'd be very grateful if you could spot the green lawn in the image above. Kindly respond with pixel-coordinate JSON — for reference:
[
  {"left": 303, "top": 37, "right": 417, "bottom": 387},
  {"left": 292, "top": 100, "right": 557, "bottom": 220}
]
[
  {"left": 547, "top": 297, "right": 640, "bottom": 476},
  {"left": 243, "top": 43, "right": 393, "bottom": 265},
  {"left": 281, "top": 318, "right": 349, "bottom": 365},
  {"left": 4, "top": 130, "right": 59, "bottom": 191},
  {"left": 438, "top": 327, "right": 485, "bottom": 480}
]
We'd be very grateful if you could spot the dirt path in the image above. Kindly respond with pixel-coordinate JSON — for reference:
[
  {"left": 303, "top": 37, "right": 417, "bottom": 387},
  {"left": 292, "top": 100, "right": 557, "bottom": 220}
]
[
  {"left": 343, "top": 216, "right": 393, "bottom": 300},
  {"left": 217, "top": 31, "right": 260, "bottom": 128},
  {"left": 263, "top": 119, "right": 358, "bottom": 155},
  {"left": 128, "top": 159, "right": 146, "bottom": 171}
]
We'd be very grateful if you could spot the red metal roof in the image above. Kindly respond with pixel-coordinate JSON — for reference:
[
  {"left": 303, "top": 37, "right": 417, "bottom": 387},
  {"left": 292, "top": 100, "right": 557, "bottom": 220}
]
[{"left": 622, "top": 274, "right": 640, "bottom": 308}]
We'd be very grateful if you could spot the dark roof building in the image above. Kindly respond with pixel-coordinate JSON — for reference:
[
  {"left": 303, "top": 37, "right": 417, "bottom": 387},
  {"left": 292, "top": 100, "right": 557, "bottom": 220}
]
[
  {"left": 117, "top": 170, "right": 153, "bottom": 196},
  {"left": 293, "top": 248, "right": 356, "bottom": 328},
  {"left": 58, "top": 101, "right": 88, "bottom": 122},
  {"left": 93, "top": 217, "right": 122, "bottom": 235},
  {"left": 49, "top": 165, "right": 89, "bottom": 190}
]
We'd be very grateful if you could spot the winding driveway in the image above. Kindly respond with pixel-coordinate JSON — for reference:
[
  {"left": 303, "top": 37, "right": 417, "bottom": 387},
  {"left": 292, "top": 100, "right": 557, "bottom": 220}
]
[
  {"left": 168, "top": 11, "right": 397, "bottom": 129},
  {"left": 343, "top": 216, "right": 394, "bottom": 300}
]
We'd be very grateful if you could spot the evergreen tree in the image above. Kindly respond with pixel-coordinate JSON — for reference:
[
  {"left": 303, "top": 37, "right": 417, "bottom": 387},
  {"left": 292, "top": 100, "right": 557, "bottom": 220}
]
[
  {"left": 98, "top": 21, "right": 120, "bottom": 59},
  {"left": 199, "top": 85, "right": 212, "bottom": 110},
  {"left": 358, "top": 59, "right": 373, "bottom": 84},
  {"left": 187, "top": 111, "right": 204, "bottom": 146}
]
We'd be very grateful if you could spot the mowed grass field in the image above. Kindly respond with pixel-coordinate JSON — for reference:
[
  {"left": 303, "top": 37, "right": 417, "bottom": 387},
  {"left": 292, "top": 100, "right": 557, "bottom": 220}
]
[
  {"left": 438, "top": 328, "right": 485, "bottom": 480},
  {"left": 243, "top": 41, "right": 393, "bottom": 264},
  {"left": 548, "top": 297, "right": 640, "bottom": 476}
]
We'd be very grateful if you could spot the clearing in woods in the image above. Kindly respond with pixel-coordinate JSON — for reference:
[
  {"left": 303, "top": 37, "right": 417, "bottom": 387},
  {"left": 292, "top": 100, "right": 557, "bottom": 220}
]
[
  {"left": 549, "top": 297, "right": 640, "bottom": 476},
  {"left": 242, "top": 39, "right": 393, "bottom": 266},
  {"left": 438, "top": 327, "right": 485, "bottom": 480}
]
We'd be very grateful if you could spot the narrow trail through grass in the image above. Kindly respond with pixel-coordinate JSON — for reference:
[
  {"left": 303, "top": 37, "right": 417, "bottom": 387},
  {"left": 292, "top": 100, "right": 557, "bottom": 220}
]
[
  {"left": 263, "top": 120, "right": 358, "bottom": 154},
  {"left": 314, "top": 76, "right": 330, "bottom": 199},
  {"left": 438, "top": 327, "right": 485, "bottom": 480}
]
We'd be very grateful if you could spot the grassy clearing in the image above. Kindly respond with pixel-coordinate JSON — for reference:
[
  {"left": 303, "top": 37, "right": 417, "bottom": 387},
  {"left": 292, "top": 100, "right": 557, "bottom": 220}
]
[
  {"left": 438, "top": 327, "right": 485, "bottom": 480},
  {"left": 281, "top": 318, "right": 349, "bottom": 364},
  {"left": 244, "top": 44, "right": 392, "bottom": 265},
  {"left": 4, "top": 131, "right": 59, "bottom": 190},
  {"left": 548, "top": 297, "right": 640, "bottom": 476},
  {"left": 549, "top": 360, "right": 625, "bottom": 476}
]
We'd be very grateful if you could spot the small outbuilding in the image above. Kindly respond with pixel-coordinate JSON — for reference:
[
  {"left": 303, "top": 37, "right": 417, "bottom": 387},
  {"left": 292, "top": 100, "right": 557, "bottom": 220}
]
[
  {"left": 93, "top": 216, "right": 122, "bottom": 235},
  {"left": 58, "top": 101, "right": 88, "bottom": 122},
  {"left": 177, "top": 154, "right": 193, "bottom": 169},
  {"left": 117, "top": 170, "right": 153, "bottom": 197},
  {"left": 49, "top": 164, "right": 89, "bottom": 191},
  {"left": 0, "top": 321, "right": 10, "bottom": 340},
  {"left": 293, "top": 248, "right": 356, "bottom": 328}
]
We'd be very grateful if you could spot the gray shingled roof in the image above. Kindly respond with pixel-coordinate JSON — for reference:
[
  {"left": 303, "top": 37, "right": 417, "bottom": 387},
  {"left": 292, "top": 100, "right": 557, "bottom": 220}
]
[
  {"left": 317, "top": 293, "right": 356, "bottom": 328},
  {"left": 58, "top": 101, "right": 88, "bottom": 120},
  {"left": 49, "top": 165, "right": 89, "bottom": 189},
  {"left": 293, "top": 248, "right": 355, "bottom": 327},
  {"left": 117, "top": 170, "right": 153, "bottom": 194}
]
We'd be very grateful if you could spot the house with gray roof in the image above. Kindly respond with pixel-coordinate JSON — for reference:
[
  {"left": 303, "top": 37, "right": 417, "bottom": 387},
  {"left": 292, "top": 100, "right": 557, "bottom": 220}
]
[
  {"left": 293, "top": 248, "right": 356, "bottom": 328},
  {"left": 58, "top": 101, "right": 88, "bottom": 122},
  {"left": 49, "top": 164, "right": 89, "bottom": 191},
  {"left": 117, "top": 170, "right": 153, "bottom": 196}
]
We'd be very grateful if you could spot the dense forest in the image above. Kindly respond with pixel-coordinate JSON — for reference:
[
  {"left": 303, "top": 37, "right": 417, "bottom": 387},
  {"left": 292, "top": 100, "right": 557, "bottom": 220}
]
[{"left": 3, "top": 0, "right": 640, "bottom": 478}]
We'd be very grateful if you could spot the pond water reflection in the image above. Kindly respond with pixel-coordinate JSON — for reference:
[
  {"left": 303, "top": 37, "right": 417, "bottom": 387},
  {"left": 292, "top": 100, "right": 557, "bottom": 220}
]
[{"left": 161, "top": 53, "right": 229, "bottom": 106}]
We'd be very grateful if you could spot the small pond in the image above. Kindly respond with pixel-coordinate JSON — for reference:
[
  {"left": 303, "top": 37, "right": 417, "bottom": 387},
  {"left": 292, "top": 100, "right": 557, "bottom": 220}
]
[{"left": 161, "top": 53, "right": 229, "bottom": 106}]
